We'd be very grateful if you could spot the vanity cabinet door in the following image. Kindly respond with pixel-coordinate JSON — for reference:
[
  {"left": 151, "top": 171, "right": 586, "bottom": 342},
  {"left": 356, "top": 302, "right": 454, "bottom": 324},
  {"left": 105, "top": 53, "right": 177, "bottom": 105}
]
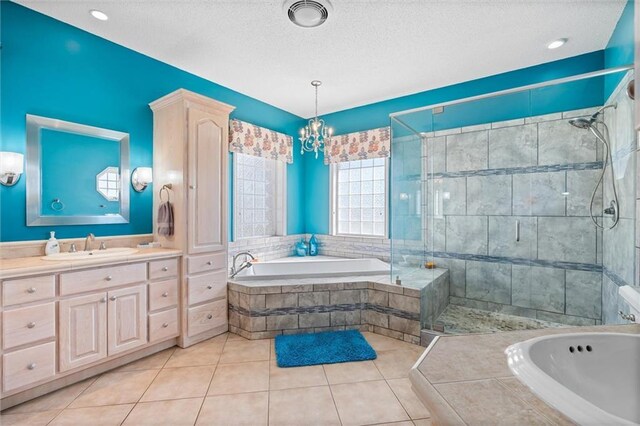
[
  {"left": 107, "top": 285, "right": 147, "bottom": 355},
  {"left": 59, "top": 293, "right": 108, "bottom": 372},
  {"left": 186, "top": 106, "right": 227, "bottom": 255}
]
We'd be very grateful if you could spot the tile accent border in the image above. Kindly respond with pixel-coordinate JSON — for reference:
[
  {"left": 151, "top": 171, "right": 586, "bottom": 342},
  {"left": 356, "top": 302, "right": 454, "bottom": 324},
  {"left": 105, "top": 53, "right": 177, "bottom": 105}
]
[{"left": 430, "top": 161, "right": 603, "bottom": 179}]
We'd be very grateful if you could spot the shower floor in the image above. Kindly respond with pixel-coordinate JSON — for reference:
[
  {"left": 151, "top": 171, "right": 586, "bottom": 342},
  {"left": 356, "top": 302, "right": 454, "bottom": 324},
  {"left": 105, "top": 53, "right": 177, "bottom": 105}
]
[{"left": 434, "top": 305, "right": 569, "bottom": 334}]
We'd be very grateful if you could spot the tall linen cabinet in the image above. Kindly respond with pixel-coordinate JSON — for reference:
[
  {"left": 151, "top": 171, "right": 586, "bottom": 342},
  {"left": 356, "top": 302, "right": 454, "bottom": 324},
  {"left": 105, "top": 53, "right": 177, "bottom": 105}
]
[{"left": 150, "top": 89, "right": 235, "bottom": 348}]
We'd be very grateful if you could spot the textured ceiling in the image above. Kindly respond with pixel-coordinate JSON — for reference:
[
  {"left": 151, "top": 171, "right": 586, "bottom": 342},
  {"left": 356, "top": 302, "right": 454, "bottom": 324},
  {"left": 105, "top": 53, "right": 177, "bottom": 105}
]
[{"left": 17, "top": 0, "right": 627, "bottom": 118}]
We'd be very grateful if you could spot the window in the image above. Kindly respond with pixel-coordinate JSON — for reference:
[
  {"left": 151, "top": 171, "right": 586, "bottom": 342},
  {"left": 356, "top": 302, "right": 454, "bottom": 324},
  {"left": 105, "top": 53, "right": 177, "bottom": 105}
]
[
  {"left": 233, "top": 154, "right": 286, "bottom": 240},
  {"left": 330, "top": 158, "right": 388, "bottom": 237}
]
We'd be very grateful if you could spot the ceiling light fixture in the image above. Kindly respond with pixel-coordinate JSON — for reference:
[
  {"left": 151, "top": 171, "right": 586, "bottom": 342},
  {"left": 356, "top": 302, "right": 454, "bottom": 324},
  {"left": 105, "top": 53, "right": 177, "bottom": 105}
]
[
  {"left": 285, "top": 0, "right": 332, "bottom": 28},
  {"left": 90, "top": 10, "right": 109, "bottom": 21},
  {"left": 547, "top": 38, "right": 567, "bottom": 50},
  {"left": 299, "top": 80, "right": 333, "bottom": 159}
]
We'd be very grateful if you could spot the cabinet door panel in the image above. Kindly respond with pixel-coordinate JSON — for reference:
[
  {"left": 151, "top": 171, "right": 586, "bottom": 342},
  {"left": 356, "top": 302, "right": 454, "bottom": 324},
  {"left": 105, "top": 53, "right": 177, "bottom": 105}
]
[
  {"left": 187, "top": 107, "right": 226, "bottom": 254},
  {"left": 59, "top": 293, "right": 107, "bottom": 372},
  {"left": 107, "top": 285, "right": 147, "bottom": 355}
]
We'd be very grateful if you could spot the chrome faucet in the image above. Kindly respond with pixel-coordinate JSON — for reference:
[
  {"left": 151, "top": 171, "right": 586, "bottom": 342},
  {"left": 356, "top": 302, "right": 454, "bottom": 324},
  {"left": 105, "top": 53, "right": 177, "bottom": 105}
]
[
  {"left": 230, "top": 251, "right": 256, "bottom": 278},
  {"left": 84, "top": 233, "right": 95, "bottom": 251}
]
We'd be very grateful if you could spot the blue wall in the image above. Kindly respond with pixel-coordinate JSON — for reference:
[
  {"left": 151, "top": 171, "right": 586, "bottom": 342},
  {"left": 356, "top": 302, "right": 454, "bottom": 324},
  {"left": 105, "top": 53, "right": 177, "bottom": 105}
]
[
  {"left": 604, "top": 0, "right": 635, "bottom": 97},
  {"left": 0, "top": 2, "right": 305, "bottom": 242}
]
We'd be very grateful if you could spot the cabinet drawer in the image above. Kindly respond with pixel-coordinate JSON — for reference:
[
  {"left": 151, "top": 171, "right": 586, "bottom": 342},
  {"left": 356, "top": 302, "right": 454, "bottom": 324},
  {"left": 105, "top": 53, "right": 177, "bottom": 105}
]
[
  {"left": 2, "top": 275, "right": 55, "bottom": 307},
  {"left": 149, "top": 258, "right": 178, "bottom": 281},
  {"left": 3, "top": 342, "right": 56, "bottom": 392},
  {"left": 60, "top": 263, "right": 147, "bottom": 295},
  {"left": 149, "top": 308, "right": 179, "bottom": 342},
  {"left": 3, "top": 303, "right": 56, "bottom": 350},
  {"left": 187, "top": 299, "right": 227, "bottom": 337},
  {"left": 188, "top": 270, "right": 226, "bottom": 306},
  {"left": 187, "top": 252, "right": 226, "bottom": 275},
  {"left": 149, "top": 279, "right": 179, "bottom": 312}
]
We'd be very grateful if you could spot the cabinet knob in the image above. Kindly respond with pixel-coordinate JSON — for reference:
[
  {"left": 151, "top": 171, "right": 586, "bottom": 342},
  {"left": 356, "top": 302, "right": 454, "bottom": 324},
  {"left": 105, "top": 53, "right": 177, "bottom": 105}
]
[
  {"left": 206, "top": 261, "right": 213, "bottom": 266},
  {"left": 101, "top": 297, "right": 107, "bottom": 303},
  {"left": 162, "top": 323, "right": 169, "bottom": 328},
  {"left": 162, "top": 266, "right": 169, "bottom": 271},
  {"left": 207, "top": 314, "right": 213, "bottom": 320},
  {"left": 162, "top": 292, "right": 169, "bottom": 297},
  {"left": 207, "top": 285, "right": 213, "bottom": 289},
  {"left": 27, "top": 322, "right": 36, "bottom": 329},
  {"left": 105, "top": 276, "right": 113, "bottom": 281},
  {"left": 189, "top": 185, "right": 195, "bottom": 189},
  {"left": 110, "top": 296, "right": 117, "bottom": 301},
  {"left": 27, "top": 287, "right": 37, "bottom": 294},
  {"left": 27, "top": 363, "right": 36, "bottom": 370}
]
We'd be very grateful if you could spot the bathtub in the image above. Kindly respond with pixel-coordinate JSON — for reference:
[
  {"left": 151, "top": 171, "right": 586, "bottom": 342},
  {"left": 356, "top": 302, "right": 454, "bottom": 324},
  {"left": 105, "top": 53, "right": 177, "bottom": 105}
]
[{"left": 233, "top": 255, "right": 390, "bottom": 280}]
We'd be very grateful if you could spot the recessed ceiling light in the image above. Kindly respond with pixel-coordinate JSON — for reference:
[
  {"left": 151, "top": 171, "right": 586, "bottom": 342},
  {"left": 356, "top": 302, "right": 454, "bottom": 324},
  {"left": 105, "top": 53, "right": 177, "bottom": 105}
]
[
  {"left": 547, "top": 38, "right": 567, "bottom": 50},
  {"left": 90, "top": 10, "right": 109, "bottom": 21}
]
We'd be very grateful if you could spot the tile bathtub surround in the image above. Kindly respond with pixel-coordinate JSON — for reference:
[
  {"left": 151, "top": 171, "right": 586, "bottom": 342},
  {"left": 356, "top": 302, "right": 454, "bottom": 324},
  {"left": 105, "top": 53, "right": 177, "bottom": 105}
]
[
  {"left": 228, "top": 234, "right": 304, "bottom": 271},
  {"left": 311, "top": 234, "right": 391, "bottom": 262},
  {"left": 0, "top": 332, "right": 430, "bottom": 426}
]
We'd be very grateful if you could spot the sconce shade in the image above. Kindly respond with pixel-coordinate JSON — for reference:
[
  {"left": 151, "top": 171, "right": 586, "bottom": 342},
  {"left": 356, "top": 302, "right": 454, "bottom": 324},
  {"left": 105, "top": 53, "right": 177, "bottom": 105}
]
[
  {"left": 137, "top": 167, "right": 153, "bottom": 184},
  {"left": 0, "top": 152, "right": 24, "bottom": 174}
]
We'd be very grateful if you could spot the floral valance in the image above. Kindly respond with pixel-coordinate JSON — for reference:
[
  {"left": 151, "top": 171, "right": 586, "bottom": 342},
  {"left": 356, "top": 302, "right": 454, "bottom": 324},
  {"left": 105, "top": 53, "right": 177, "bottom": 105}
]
[
  {"left": 229, "top": 119, "right": 293, "bottom": 164},
  {"left": 323, "top": 126, "right": 391, "bottom": 165}
]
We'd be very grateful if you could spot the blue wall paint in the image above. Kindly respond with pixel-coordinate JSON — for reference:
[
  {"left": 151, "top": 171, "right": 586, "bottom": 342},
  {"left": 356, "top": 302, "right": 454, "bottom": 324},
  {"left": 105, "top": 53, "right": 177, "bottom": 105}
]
[
  {"left": 303, "top": 51, "right": 613, "bottom": 234},
  {"left": 0, "top": 2, "right": 304, "bottom": 242},
  {"left": 604, "top": 0, "right": 635, "bottom": 97}
]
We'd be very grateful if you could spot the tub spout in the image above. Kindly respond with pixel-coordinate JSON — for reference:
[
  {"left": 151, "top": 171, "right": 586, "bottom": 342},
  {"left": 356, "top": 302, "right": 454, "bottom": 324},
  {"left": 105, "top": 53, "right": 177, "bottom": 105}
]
[{"left": 230, "top": 251, "right": 256, "bottom": 278}]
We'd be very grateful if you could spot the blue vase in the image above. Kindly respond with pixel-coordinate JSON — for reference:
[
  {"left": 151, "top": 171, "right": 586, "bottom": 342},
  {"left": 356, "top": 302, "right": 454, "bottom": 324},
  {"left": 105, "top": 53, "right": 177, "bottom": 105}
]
[
  {"left": 295, "top": 239, "right": 308, "bottom": 256},
  {"left": 309, "top": 235, "right": 318, "bottom": 256}
]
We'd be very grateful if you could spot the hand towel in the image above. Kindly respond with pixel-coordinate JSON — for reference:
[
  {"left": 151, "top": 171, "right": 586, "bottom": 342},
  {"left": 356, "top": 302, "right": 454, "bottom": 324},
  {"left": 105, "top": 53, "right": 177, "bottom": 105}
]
[{"left": 157, "top": 201, "right": 174, "bottom": 236}]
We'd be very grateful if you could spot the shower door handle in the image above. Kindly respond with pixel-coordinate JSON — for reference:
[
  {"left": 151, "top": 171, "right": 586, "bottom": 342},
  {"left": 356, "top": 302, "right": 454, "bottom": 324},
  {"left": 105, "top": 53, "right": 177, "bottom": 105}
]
[{"left": 515, "top": 220, "right": 520, "bottom": 242}]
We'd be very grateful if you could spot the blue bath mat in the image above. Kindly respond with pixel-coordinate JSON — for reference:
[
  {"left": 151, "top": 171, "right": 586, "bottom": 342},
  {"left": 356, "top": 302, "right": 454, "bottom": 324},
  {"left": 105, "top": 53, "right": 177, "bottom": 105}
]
[{"left": 275, "top": 330, "right": 377, "bottom": 367}]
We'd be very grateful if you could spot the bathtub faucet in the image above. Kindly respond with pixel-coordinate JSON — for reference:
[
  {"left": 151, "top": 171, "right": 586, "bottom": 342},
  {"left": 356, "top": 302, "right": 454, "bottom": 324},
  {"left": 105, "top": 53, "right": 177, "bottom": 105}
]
[{"left": 230, "top": 251, "right": 256, "bottom": 278}]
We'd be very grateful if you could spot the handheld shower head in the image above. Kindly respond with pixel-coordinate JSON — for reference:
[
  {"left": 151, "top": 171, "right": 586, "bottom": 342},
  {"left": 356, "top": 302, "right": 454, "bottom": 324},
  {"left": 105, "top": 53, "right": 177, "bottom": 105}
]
[{"left": 568, "top": 117, "right": 594, "bottom": 129}]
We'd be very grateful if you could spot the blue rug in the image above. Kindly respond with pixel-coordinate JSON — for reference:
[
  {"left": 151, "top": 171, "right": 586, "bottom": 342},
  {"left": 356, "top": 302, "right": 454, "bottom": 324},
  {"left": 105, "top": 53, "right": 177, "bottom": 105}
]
[{"left": 275, "top": 330, "right": 377, "bottom": 367}]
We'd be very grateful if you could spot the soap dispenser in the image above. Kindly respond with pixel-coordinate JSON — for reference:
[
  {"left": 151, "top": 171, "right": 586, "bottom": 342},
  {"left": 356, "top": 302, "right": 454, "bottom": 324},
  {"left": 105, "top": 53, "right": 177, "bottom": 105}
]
[{"left": 45, "top": 231, "right": 60, "bottom": 255}]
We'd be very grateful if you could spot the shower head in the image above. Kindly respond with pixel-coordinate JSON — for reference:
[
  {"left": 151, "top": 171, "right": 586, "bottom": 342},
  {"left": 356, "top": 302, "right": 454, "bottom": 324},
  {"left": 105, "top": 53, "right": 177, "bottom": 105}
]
[{"left": 568, "top": 117, "right": 595, "bottom": 129}]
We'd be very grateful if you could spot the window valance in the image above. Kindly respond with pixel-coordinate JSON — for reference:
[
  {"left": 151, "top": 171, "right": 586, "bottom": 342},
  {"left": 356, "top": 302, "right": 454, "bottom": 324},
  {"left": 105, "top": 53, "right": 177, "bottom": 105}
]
[
  {"left": 323, "top": 126, "right": 391, "bottom": 165},
  {"left": 229, "top": 119, "right": 293, "bottom": 164}
]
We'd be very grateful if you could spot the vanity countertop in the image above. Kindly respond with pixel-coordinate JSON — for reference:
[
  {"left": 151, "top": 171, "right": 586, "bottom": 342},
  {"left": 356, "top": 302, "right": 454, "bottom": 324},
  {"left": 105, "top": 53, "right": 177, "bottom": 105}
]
[
  {"left": 0, "top": 248, "right": 183, "bottom": 279},
  {"left": 409, "top": 323, "right": 640, "bottom": 425}
]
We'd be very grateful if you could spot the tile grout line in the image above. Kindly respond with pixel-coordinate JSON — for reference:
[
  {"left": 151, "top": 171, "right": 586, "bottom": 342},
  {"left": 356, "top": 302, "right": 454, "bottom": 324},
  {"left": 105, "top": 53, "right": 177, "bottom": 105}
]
[
  {"left": 117, "top": 364, "right": 163, "bottom": 425},
  {"left": 193, "top": 332, "right": 228, "bottom": 425},
  {"left": 323, "top": 363, "right": 344, "bottom": 426},
  {"left": 42, "top": 375, "right": 101, "bottom": 425}
]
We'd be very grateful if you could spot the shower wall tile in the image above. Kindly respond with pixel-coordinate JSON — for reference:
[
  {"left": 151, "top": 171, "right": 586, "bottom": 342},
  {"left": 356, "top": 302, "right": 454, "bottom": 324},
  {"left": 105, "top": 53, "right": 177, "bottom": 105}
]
[
  {"left": 465, "top": 261, "right": 512, "bottom": 304},
  {"left": 488, "top": 216, "right": 537, "bottom": 258},
  {"left": 605, "top": 151, "right": 636, "bottom": 219},
  {"left": 512, "top": 172, "right": 566, "bottom": 216},
  {"left": 432, "top": 257, "right": 466, "bottom": 297},
  {"left": 445, "top": 215, "right": 488, "bottom": 255},
  {"left": 565, "top": 270, "right": 602, "bottom": 319},
  {"left": 467, "top": 175, "right": 512, "bottom": 215},
  {"left": 424, "top": 217, "right": 446, "bottom": 252},
  {"left": 561, "top": 107, "right": 601, "bottom": 119},
  {"left": 524, "top": 112, "right": 562, "bottom": 124},
  {"left": 602, "top": 276, "right": 623, "bottom": 325},
  {"left": 423, "top": 136, "right": 446, "bottom": 173},
  {"left": 535, "top": 311, "right": 595, "bottom": 326},
  {"left": 603, "top": 217, "right": 635, "bottom": 286},
  {"left": 537, "top": 217, "right": 596, "bottom": 263},
  {"left": 488, "top": 123, "right": 537, "bottom": 168},
  {"left": 538, "top": 119, "right": 597, "bottom": 165},
  {"left": 446, "top": 130, "right": 488, "bottom": 172},
  {"left": 491, "top": 118, "right": 524, "bottom": 129},
  {"left": 511, "top": 266, "right": 565, "bottom": 313},
  {"left": 566, "top": 169, "right": 602, "bottom": 216},
  {"left": 427, "top": 178, "right": 466, "bottom": 215}
]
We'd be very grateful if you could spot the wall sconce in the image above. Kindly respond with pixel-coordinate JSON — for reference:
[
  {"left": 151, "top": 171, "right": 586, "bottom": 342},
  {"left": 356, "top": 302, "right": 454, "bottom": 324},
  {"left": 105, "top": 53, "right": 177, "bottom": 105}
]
[
  {"left": 0, "top": 151, "right": 24, "bottom": 187},
  {"left": 131, "top": 167, "right": 153, "bottom": 192}
]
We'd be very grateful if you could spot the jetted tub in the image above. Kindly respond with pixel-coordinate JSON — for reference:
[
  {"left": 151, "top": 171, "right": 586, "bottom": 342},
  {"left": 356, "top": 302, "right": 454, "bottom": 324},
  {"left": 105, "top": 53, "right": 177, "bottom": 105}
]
[{"left": 233, "top": 255, "right": 390, "bottom": 280}]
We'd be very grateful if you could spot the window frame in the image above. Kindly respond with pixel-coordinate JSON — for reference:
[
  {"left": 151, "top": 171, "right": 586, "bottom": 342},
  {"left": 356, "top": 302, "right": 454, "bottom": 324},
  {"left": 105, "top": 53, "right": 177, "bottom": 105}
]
[
  {"left": 329, "top": 158, "right": 389, "bottom": 239},
  {"left": 232, "top": 153, "right": 287, "bottom": 241}
]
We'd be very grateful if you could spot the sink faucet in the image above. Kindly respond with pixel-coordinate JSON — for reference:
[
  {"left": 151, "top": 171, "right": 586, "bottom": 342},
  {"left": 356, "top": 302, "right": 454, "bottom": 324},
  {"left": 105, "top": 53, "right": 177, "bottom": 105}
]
[
  {"left": 230, "top": 251, "right": 256, "bottom": 278},
  {"left": 84, "top": 233, "right": 95, "bottom": 251}
]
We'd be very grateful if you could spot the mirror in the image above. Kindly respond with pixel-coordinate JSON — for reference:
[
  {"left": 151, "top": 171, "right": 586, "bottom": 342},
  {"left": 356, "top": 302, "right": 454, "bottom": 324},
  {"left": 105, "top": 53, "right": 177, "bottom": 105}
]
[{"left": 26, "top": 114, "right": 130, "bottom": 226}]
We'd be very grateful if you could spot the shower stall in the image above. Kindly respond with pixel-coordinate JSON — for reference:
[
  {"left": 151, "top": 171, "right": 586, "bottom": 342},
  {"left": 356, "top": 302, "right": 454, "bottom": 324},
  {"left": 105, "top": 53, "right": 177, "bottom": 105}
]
[{"left": 390, "top": 66, "right": 637, "bottom": 335}]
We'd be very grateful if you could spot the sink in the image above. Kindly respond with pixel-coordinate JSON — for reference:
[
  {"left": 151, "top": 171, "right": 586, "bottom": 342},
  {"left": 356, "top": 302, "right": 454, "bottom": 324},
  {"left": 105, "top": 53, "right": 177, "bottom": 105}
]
[
  {"left": 41, "top": 247, "right": 138, "bottom": 261},
  {"left": 506, "top": 332, "right": 640, "bottom": 425}
]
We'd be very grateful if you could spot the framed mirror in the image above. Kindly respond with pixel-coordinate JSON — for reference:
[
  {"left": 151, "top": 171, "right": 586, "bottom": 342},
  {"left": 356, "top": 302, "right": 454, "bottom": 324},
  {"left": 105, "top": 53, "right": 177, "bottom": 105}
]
[{"left": 26, "top": 114, "right": 130, "bottom": 226}]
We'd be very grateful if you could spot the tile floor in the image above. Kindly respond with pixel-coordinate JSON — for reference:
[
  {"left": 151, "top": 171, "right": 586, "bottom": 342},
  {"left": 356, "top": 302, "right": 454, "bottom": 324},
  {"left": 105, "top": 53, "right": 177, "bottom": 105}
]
[{"left": 1, "top": 332, "right": 431, "bottom": 426}]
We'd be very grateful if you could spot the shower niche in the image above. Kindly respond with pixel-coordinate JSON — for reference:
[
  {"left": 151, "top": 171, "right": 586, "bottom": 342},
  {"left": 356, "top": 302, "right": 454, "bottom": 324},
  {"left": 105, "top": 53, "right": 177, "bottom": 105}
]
[{"left": 390, "top": 67, "right": 637, "bottom": 335}]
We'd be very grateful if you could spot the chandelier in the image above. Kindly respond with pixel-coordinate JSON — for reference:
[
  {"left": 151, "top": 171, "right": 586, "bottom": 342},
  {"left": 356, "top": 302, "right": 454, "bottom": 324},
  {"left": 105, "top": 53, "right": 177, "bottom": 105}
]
[{"left": 299, "top": 80, "right": 333, "bottom": 159}]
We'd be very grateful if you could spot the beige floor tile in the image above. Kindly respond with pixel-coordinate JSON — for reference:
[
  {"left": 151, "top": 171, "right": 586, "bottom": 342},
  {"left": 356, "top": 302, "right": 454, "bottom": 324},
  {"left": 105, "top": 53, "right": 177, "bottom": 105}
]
[
  {"left": 0, "top": 409, "right": 61, "bottom": 426},
  {"left": 164, "top": 335, "right": 225, "bottom": 368},
  {"left": 269, "top": 362, "right": 327, "bottom": 390},
  {"left": 208, "top": 361, "right": 269, "bottom": 395},
  {"left": 116, "top": 348, "right": 176, "bottom": 372},
  {"left": 363, "top": 332, "right": 421, "bottom": 352},
  {"left": 269, "top": 386, "right": 341, "bottom": 426},
  {"left": 412, "top": 419, "right": 433, "bottom": 426},
  {"left": 1, "top": 378, "right": 96, "bottom": 414},
  {"left": 373, "top": 349, "right": 422, "bottom": 379},
  {"left": 331, "top": 380, "right": 410, "bottom": 426},
  {"left": 323, "top": 361, "right": 383, "bottom": 385},
  {"left": 387, "top": 378, "right": 431, "bottom": 420},
  {"left": 497, "top": 377, "right": 574, "bottom": 426},
  {"left": 141, "top": 366, "right": 215, "bottom": 402},
  {"left": 123, "top": 398, "right": 203, "bottom": 425},
  {"left": 197, "top": 392, "right": 268, "bottom": 426},
  {"left": 70, "top": 370, "right": 159, "bottom": 408},
  {"left": 373, "top": 422, "right": 414, "bottom": 426},
  {"left": 225, "top": 332, "right": 248, "bottom": 342},
  {"left": 218, "top": 339, "right": 270, "bottom": 364},
  {"left": 270, "top": 339, "right": 276, "bottom": 360},
  {"left": 49, "top": 404, "right": 134, "bottom": 426}
]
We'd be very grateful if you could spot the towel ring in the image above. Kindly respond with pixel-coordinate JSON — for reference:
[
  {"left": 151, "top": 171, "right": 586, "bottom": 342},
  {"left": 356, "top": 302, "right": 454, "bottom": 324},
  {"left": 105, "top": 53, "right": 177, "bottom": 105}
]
[
  {"left": 159, "top": 184, "right": 172, "bottom": 202},
  {"left": 51, "top": 198, "right": 65, "bottom": 211}
]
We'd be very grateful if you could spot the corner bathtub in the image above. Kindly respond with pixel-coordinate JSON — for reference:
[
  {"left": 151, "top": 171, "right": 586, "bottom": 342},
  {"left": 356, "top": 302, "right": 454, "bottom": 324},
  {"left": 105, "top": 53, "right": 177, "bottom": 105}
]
[{"left": 233, "top": 255, "right": 390, "bottom": 280}]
